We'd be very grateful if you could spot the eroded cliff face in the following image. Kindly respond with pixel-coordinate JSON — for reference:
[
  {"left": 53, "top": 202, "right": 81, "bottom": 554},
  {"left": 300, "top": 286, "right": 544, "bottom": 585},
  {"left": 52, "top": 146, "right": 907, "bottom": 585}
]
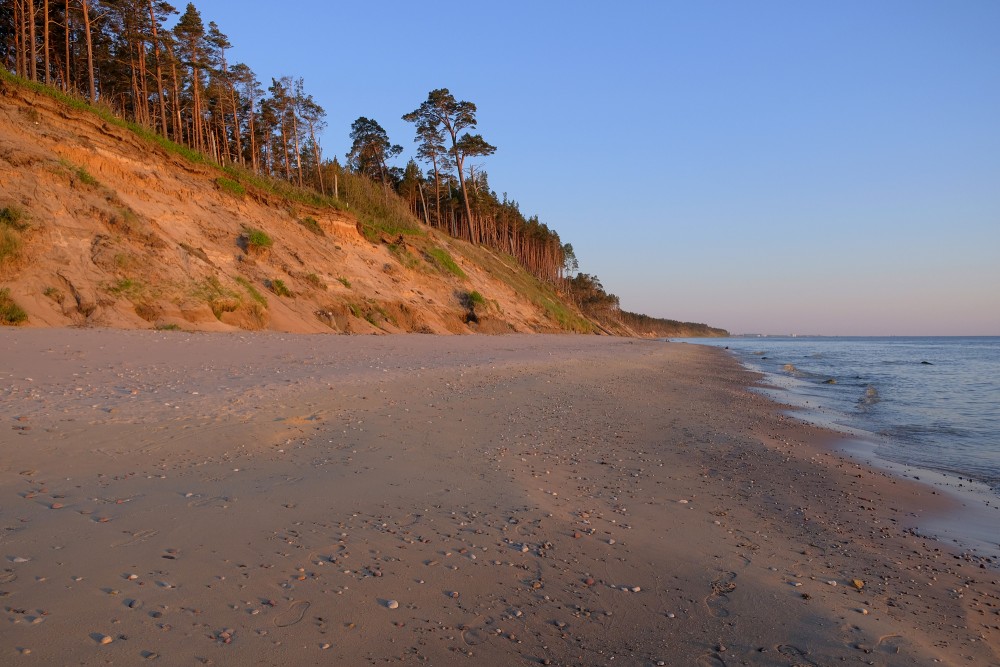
[{"left": 0, "top": 78, "right": 596, "bottom": 335}]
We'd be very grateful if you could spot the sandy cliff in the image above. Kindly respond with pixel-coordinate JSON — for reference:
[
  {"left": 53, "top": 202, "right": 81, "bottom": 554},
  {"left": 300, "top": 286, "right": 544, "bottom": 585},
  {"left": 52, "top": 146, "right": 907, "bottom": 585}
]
[{"left": 0, "top": 77, "right": 597, "bottom": 335}]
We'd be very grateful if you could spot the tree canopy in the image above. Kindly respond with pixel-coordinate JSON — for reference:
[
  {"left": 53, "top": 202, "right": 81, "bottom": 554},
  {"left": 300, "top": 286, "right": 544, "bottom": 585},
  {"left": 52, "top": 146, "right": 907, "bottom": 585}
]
[{"left": 347, "top": 116, "right": 402, "bottom": 185}]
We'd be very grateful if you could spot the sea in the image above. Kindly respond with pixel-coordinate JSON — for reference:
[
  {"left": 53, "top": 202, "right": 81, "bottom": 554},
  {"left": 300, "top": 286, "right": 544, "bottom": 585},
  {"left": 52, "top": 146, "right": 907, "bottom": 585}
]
[{"left": 675, "top": 336, "right": 1000, "bottom": 558}]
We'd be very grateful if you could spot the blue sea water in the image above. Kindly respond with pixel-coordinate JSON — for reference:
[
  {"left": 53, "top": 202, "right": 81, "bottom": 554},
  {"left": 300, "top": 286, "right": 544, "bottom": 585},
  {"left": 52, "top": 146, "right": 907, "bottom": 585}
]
[{"left": 677, "top": 336, "right": 1000, "bottom": 507}]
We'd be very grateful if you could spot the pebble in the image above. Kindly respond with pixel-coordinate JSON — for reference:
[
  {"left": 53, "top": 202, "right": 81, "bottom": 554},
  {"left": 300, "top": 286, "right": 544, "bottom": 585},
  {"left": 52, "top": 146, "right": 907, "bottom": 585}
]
[
  {"left": 666, "top": 612, "right": 676, "bottom": 618},
  {"left": 50, "top": 503, "right": 64, "bottom": 509},
  {"left": 320, "top": 643, "right": 331, "bottom": 650},
  {"left": 827, "top": 580, "right": 838, "bottom": 587},
  {"left": 630, "top": 586, "right": 641, "bottom": 593},
  {"left": 11, "top": 557, "right": 30, "bottom": 564},
  {"left": 98, "top": 634, "right": 113, "bottom": 645},
  {"left": 387, "top": 600, "right": 399, "bottom": 609}
]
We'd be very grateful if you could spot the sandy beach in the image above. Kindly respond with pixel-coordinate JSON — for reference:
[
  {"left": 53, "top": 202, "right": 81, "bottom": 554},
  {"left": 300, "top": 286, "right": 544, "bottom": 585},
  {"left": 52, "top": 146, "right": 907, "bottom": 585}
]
[{"left": 1, "top": 330, "right": 997, "bottom": 666}]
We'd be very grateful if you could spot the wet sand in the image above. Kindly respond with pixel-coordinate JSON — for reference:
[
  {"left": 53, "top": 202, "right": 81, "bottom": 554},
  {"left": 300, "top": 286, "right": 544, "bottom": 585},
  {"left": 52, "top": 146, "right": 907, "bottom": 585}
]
[{"left": 1, "top": 330, "right": 998, "bottom": 665}]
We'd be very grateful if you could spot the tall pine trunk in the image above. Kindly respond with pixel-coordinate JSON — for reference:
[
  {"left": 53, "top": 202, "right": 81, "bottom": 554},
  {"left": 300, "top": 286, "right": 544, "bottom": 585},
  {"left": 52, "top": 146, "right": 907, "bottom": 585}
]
[
  {"left": 28, "top": 0, "right": 37, "bottom": 81},
  {"left": 229, "top": 86, "right": 243, "bottom": 166},
  {"left": 43, "top": 0, "right": 50, "bottom": 84},
  {"left": 279, "top": 116, "right": 291, "bottom": 181},
  {"left": 169, "top": 55, "right": 183, "bottom": 144},
  {"left": 308, "top": 120, "right": 324, "bottom": 194},
  {"left": 291, "top": 111, "right": 303, "bottom": 187},
  {"left": 63, "top": 0, "right": 70, "bottom": 91},
  {"left": 81, "top": 0, "right": 96, "bottom": 103},
  {"left": 13, "top": 0, "right": 23, "bottom": 78},
  {"left": 148, "top": 1, "right": 167, "bottom": 136}
]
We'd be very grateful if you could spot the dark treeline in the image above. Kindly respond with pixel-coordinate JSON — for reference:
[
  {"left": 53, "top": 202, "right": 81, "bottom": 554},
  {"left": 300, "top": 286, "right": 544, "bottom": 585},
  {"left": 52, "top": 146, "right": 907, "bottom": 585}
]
[
  {"left": 2, "top": 2, "right": 724, "bottom": 335},
  {"left": 618, "top": 311, "right": 728, "bottom": 338}
]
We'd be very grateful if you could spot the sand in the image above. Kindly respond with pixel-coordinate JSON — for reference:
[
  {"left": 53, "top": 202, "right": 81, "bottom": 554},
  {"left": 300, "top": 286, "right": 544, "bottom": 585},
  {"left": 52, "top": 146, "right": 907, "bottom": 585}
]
[{"left": 1, "top": 330, "right": 998, "bottom": 666}]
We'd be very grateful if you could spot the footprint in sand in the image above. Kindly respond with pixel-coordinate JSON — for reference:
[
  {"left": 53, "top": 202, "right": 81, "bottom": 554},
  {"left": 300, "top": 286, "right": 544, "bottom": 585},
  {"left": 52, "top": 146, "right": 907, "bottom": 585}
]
[
  {"left": 461, "top": 627, "right": 490, "bottom": 646},
  {"left": 697, "top": 652, "right": 726, "bottom": 667},
  {"left": 273, "top": 600, "right": 310, "bottom": 627},
  {"left": 706, "top": 572, "right": 737, "bottom": 618},
  {"left": 777, "top": 643, "right": 817, "bottom": 666},
  {"left": 112, "top": 528, "right": 158, "bottom": 547}
]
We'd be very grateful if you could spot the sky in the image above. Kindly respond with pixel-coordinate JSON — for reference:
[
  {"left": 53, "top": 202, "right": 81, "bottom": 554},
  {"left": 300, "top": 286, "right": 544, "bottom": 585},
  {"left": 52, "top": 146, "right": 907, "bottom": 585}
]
[{"left": 180, "top": 1, "right": 999, "bottom": 335}]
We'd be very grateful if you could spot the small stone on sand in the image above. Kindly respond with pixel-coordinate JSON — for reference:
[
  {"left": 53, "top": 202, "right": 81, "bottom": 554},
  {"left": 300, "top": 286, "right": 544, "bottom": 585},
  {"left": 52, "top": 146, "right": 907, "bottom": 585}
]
[{"left": 387, "top": 599, "right": 399, "bottom": 609}]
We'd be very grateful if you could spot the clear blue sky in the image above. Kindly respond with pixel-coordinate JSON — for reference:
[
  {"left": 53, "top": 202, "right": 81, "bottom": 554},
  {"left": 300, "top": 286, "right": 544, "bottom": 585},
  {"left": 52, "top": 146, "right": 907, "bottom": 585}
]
[{"left": 183, "top": 0, "right": 999, "bottom": 335}]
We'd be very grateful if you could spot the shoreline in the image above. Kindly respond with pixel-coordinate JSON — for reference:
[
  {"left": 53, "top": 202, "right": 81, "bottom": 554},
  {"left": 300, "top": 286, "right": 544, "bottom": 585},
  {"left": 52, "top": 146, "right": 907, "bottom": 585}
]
[
  {"left": 1, "top": 330, "right": 998, "bottom": 665},
  {"left": 686, "top": 339, "right": 1000, "bottom": 563}
]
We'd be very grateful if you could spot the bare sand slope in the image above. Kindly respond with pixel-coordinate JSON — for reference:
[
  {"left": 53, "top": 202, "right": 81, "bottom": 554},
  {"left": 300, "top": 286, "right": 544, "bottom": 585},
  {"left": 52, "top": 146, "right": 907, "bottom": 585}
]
[{"left": 1, "top": 330, "right": 998, "bottom": 666}]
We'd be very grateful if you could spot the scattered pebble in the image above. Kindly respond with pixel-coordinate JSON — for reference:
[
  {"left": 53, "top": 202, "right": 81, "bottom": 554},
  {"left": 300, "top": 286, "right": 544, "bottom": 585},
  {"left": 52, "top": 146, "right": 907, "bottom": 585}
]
[
  {"left": 386, "top": 599, "right": 399, "bottom": 609},
  {"left": 98, "top": 634, "right": 113, "bottom": 645}
]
